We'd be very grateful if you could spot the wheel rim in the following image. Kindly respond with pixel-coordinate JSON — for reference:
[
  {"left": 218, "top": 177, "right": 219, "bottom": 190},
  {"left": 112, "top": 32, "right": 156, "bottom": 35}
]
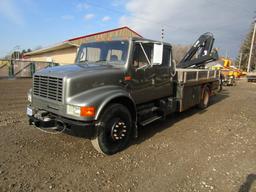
[{"left": 110, "top": 119, "right": 127, "bottom": 141}]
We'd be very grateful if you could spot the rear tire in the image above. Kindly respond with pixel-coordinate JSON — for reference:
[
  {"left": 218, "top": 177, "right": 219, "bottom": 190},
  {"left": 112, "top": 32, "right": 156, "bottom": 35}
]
[
  {"left": 198, "top": 86, "right": 210, "bottom": 109},
  {"left": 91, "top": 104, "right": 132, "bottom": 155},
  {"left": 218, "top": 74, "right": 223, "bottom": 92}
]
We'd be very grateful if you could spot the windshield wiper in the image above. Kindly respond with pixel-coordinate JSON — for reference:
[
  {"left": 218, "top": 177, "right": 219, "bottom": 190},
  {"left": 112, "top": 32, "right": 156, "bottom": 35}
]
[
  {"left": 77, "top": 60, "right": 90, "bottom": 67},
  {"left": 95, "top": 59, "right": 107, "bottom": 63},
  {"left": 79, "top": 59, "right": 89, "bottom": 65},
  {"left": 79, "top": 59, "right": 89, "bottom": 63}
]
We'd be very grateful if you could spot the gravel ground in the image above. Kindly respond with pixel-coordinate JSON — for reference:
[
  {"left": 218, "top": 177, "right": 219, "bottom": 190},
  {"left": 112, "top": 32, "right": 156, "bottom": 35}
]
[{"left": 0, "top": 79, "right": 256, "bottom": 192}]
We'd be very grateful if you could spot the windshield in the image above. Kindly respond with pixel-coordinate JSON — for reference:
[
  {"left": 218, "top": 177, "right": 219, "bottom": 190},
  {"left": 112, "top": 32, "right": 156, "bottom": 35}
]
[{"left": 76, "top": 40, "right": 129, "bottom": 65}]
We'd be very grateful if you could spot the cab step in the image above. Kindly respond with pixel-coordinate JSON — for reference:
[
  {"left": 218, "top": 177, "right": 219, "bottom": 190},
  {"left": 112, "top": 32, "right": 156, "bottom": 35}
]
[{"left": 140, "top": 115, "right": 162, "bottom": 126}]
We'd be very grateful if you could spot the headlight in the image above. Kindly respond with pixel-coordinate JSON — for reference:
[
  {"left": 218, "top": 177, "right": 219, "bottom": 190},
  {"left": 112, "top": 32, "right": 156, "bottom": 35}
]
[
  {"left": 27, "top": 89, "right": 32, "bottom": 102},
  {"left": 67, "top": 105, "right": 81, "bottom": 117},
  {"left": 67, "top": 105, "right": 95, "bottom": 117}
]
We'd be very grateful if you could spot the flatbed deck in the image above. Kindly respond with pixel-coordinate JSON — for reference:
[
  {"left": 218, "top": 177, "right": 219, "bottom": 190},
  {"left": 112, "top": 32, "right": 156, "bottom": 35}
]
[{"left": 175, "top": 69, "right": 220, "bottom": 112}]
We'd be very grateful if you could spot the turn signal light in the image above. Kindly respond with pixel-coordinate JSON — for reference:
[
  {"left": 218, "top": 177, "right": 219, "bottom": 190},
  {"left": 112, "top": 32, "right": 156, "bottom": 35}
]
[
  {"left": 80, "top": 106, "right": 95, "bottom": 117},
  {"left": 124, "top": 76, "right": 132, "bottom": 81}
]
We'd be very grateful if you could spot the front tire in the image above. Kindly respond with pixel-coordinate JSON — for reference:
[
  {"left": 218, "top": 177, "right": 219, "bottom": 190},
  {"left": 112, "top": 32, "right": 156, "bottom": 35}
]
[{"left": 91, "top": 104, "right": 132, "bottom": 155}]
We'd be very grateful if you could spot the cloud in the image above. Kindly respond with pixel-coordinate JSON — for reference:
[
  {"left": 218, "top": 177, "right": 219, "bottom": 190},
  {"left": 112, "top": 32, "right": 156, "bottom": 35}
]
[
  {"left": 61, "top": 15, "right": 74, "bottom": 20},
  {"left": 112, "top": 0, "right": 126, "bottom": 7},
  {"left": 84, "top": 14, "right": 95, "bottom": 20},
  {"left": 76, "top": 2, "right": 90, "bottom": 10},
  {"left": 102, "top": 16, "right": 111, "bottom": 22},
  {"left": 119, "top": 0, "right": 255, "bottom": 58},
  {"left": 0, "top": 0, "right": 24, "bottom": 25}
]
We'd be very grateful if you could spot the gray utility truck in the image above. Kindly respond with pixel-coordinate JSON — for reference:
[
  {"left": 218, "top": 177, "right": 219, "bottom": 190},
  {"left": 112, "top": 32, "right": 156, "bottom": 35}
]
[
  {"left": 247, "top": 71, "right": 256, "bottom": 82},
  {"left": 27, "top": 33, "right": 220, "bottom": 154}
]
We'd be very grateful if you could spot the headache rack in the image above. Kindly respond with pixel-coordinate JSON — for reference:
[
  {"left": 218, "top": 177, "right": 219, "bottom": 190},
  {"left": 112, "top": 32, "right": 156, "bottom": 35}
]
[{"left": 33, "top": 75, "right": 63, "bottom": 102}]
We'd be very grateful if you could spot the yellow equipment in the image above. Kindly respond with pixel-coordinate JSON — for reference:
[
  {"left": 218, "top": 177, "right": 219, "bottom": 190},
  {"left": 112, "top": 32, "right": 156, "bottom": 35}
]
[{"left": 220, "top": 58, "right": 236, "bottom": 86}]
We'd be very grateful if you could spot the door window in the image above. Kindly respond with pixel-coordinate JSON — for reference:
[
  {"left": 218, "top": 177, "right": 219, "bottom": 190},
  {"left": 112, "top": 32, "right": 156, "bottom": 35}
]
[
  {"left": 133, "top": 43, "right": 153, "bottom": 69},
  {"left": 162, "top": 46, "right": 171, "bottom": 66}
]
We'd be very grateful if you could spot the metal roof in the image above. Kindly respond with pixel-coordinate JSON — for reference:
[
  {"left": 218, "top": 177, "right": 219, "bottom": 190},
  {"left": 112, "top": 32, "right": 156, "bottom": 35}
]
[
  {"left": 66, "top": 26, "right": 142, "bottom": 42},
  {"left": 24, "top": 42, "right": 78, "bottom": 56},
  {"left": 25, "top": 26, "right": 142, "bottom": 56}
]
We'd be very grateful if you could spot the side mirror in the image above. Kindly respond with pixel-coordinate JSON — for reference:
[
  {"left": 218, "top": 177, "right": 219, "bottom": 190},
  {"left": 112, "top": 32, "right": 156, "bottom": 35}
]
[{"left": 152, "top": 44, "right": 163, "bottom": 65}]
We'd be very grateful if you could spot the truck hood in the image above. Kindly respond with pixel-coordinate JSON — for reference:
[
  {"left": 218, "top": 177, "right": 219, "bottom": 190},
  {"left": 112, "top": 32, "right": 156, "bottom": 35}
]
[
  {"left": 35, "top": 63, "right": 125, "bottom": 99},
  {"left": 35, "top": 63, "right": 121, "bottom": 77}
]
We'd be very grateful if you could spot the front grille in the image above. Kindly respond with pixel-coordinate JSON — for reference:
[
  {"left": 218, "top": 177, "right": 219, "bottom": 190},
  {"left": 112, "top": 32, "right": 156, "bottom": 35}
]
[{"left": 33, "top": 75, "right": 63, "bottom": 102}]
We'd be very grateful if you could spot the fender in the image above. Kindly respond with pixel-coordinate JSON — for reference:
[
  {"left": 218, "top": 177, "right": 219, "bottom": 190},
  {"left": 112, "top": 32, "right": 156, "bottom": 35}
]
[{"left": 67, "top": 85, "right": 136, "bottom": 121}]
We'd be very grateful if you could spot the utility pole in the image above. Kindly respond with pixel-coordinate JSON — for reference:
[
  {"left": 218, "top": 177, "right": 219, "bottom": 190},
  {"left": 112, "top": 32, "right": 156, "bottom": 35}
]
[
  {"left": 247, "top": 21, "right": 256, "bottom": 72},
  {"left": 239, "top": 52, "right": 243, "bottom": 69}
]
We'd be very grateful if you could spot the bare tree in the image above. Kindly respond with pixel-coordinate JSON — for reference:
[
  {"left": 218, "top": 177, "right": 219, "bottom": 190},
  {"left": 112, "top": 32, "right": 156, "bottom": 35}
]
[
  {"left": 172, "top": 44, "right": 191, "bottom": 64},
  {"left": 236, "top": 22, "right": 256, "bottom": 71}
]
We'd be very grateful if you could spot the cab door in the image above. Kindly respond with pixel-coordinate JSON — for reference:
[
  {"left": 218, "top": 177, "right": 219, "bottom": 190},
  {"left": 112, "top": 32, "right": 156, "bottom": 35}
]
[
  {"left": 154, "top": 45, "right": 173, "bottom": 97},
  {"left": 129, "top": 43, "right": 157, "bottom": 104}
]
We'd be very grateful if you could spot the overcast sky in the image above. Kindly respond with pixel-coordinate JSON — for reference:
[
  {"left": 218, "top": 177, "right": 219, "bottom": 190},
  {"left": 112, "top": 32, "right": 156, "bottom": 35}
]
[{"left": 0, "top": 0, "right": 255, "bottom": 59}]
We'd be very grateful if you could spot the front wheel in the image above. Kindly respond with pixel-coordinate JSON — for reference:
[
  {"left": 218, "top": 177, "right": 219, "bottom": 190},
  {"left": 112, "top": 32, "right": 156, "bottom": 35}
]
[{"left": 91, "top": 104, "right": 132, "bottom": 155}]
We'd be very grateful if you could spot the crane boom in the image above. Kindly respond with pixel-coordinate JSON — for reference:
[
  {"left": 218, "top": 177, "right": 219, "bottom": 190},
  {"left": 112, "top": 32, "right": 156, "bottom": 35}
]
[{"left": 177, "top": 32, "right": 218, "bottom": 68}]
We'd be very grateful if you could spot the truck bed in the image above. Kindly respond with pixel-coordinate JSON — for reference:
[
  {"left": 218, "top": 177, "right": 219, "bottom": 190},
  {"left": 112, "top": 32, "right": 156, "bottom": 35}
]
[{"left": 175, "top": 69, "right": 220, "bottom": 112}]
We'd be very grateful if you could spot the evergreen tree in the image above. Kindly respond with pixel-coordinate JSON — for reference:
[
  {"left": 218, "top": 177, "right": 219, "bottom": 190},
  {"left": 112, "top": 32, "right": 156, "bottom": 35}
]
[{"left": 11, "top": 51, "right": 21, "bottom": 59}]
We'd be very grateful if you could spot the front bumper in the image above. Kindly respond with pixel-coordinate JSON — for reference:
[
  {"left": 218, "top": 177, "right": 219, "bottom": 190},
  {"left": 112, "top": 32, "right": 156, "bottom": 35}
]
[{"left": 28, "top": 106, "right": 96, "bottom": 138}]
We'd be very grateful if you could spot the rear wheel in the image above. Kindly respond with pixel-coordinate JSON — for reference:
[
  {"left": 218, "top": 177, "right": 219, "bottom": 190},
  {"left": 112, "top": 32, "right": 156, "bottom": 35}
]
[
  {"left": 91, "top": 104, "right": 132, "bottom": 155},
  {"left": 198, "top": 86, "right": 210, "bottom": 109},
  {"left": 218, "top": 74, "right": 223, "bottom": 92}
]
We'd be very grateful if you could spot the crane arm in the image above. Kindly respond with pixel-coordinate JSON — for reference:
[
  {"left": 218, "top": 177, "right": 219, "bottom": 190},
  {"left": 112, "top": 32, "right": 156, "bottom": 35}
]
[{"left": 177, "top": 32, "right": 218, "bottom": 68}]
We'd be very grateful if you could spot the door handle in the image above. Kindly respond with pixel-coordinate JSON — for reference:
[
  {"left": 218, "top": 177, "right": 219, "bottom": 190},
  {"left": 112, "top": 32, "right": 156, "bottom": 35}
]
[{"left": 152, "top": 78, "right": 155, "bottom": 85}]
